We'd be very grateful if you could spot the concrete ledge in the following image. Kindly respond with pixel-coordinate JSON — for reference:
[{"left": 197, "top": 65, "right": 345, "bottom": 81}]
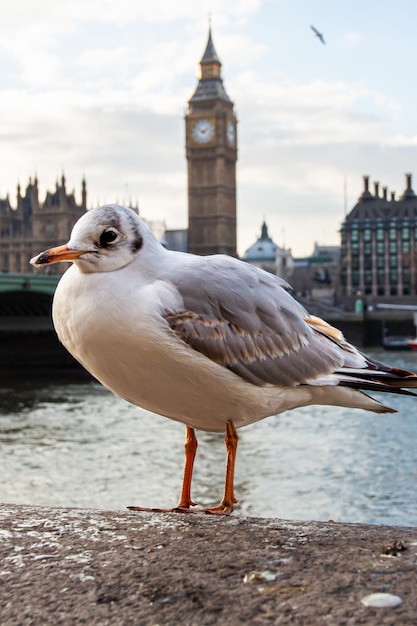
[{"left": 0, "top": 504, "right": 416, "bottom": 625}]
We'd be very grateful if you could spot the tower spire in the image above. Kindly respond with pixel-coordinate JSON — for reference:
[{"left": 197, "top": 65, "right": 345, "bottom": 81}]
[
  {"left": 200, "top": 24, "right": 221, "bottom": 68},
  {"left": 190, "top": 25, "right": 230, "bottom": 102}
]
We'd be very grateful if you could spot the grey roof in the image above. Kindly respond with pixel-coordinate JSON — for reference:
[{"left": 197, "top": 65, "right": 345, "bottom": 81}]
[
  {"left": 243, "top": 222, "right": 279, "bottom": 262},
  {"left": 344, "top": 173, "right": 417, "bottom": 224},
  {"left": 190, "top": 79, "right": 231, "bottom": 103}
]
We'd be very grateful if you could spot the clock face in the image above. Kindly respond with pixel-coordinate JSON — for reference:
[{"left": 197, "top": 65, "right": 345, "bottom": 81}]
[
  {"left": 227, "top": 121, "right": 235, "bottom": 145},
  {"left": 192, "top": 119, "right": 214, "bottom": 144}
]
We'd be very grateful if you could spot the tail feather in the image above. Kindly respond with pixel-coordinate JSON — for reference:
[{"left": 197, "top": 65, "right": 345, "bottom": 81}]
[
  {"left": 361, "top": 354, "right": 417, "bottom": 387},
  {"left": 336, "top": 353, "right": 417, "bottom": 395},
  {"left": 337, "top": 376, "right": 417, "bottom": 397}
]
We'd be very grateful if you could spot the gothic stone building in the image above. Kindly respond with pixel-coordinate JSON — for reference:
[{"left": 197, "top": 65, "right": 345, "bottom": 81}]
[
  {"left": 0, "top": 175, "right": 87, "bottom": 275},
  {"left": 340, "top": 173, "right": 417, "bottom": 308}
]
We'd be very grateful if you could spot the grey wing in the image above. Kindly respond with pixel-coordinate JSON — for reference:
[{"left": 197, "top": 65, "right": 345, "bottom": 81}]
[{"left": 161, "top": 256, "right": 347, "bottom": 387}]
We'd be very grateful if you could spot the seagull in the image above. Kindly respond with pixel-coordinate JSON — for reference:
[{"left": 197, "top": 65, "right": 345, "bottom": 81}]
[
  {"left": 311, "top": 25, "right": 325, "bottom": 44},
  {"left": 31, "top": 204, "right": 417, "bottom": 515}
]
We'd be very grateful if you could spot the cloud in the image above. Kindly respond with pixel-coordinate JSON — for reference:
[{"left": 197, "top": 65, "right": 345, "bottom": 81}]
[
  {"left": 63, "top": 0, "right": 262, "bottom": 25},
  {"left": 234, "top": 74, "right": 401, "bottom": 145},
  {"left": 384, "top": 134, "right": 417, "bottom": 148}
]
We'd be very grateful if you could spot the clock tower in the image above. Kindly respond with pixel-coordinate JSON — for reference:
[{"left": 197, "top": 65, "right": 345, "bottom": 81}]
[{"left": 186, "top": 28, "right": 237, "bottom": 256}]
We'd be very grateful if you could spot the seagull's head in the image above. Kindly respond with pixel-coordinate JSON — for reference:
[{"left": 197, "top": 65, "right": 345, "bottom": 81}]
[{"left": 30, "top": 204, "right": 158, "bottom": 274}]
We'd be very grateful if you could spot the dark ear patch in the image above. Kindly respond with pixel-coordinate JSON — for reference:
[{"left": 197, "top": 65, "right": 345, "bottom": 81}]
[{"left": 131, "top": 234, "right": 143, "bottom": 252}]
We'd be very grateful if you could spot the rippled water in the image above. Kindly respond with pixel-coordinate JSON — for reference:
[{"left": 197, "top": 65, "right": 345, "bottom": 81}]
[{"left": 1, "top": 349, "right": 417, "bottom": 526}]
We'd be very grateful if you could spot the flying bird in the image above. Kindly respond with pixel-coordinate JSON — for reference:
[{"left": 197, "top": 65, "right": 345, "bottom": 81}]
[
  {"left": 31, "top": 205, "right": 417, "bottom": 515},
  {"left": 311, "top": 25, "right": 325, "bottom": 44}
]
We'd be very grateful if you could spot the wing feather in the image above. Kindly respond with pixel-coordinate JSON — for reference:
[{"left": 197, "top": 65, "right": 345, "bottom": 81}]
[{"left": 161, "top": 256, "right": 345, "bottom": 386}]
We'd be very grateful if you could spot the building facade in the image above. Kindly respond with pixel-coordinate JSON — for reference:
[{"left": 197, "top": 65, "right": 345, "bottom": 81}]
[
  {"left": 185, "top": 28, "right": 238, "bottom": 256},
  {"left": 340, "top": 173, "right": 417, "bottom": 307},
  {"left": 0, "top": 175, "right": 87, "bottom": 275}
]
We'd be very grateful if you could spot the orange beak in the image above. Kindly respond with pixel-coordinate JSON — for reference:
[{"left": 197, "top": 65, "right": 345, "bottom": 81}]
[{"left": 30, "top": 245, "right": 88, "bottom": 266}]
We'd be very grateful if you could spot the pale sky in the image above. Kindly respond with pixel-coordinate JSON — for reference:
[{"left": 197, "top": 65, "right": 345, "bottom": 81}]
[{"left": 1, "top": 0, "right": 417, "bottom": 257}]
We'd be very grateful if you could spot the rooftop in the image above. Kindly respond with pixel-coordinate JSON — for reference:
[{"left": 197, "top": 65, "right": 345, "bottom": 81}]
[{"left": 243, "top": 222, "right": 279, "bottom": 262}]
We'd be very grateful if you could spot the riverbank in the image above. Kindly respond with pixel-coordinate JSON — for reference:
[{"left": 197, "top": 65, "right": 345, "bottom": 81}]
[{"left": 0, "top": 504, "right": 416, "bottom": 625}]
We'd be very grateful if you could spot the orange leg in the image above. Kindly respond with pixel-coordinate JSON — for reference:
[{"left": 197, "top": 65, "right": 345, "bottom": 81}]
[
  {"left": 200, "top": 421, "right": 239, "bottom": 515},
  {"left": 183, "top": 421, "right": 238, "bottom": 515},
  {"left": 177, "top": 426, "right": 198, "bottom": 509},
  {"left": 128, "top": 421, "right": 238, "bottom": 516},
  {"left": 128, "top": 425, "right": 198, "bottom": 513}
]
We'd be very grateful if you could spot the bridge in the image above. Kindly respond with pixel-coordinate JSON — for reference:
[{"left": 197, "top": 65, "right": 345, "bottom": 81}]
[
  {"left": 0, "top": 273, "right": 85, "bottom": 373},
  {"left": 0, "top": 273, "right": 59, "bottom": 331}
]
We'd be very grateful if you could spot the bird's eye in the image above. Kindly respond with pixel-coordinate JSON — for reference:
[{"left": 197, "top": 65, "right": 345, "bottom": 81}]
[{"left": 99, "top": 229, "right": 118, "bottom": 247}]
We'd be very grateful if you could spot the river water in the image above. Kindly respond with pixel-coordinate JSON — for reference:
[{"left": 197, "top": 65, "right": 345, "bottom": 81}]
[{"left": 1, "top": 349, "right": 416, "bottom": 526}]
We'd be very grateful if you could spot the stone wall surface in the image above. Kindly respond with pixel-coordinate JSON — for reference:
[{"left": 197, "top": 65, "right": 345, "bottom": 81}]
[{"left": 0, "top": 504, "right": 416, "bottom": 625}]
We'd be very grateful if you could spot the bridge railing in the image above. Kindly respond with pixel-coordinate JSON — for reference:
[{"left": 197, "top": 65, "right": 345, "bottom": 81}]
[{"left": 0, "top": 273, "right": 59, "bottom": 295}]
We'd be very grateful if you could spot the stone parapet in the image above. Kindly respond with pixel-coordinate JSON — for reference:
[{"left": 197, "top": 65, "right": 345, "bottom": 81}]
[{"left": 0, "top": 504, "right": 416, "bottom": 624}]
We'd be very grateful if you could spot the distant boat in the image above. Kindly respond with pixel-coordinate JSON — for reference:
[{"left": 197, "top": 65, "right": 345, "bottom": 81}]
[
  {"left": 407, "top": 338, "right": 417, "bottom": 351},
  {"left": 382, "top": 335, "right": 411, "bottom": 350}
]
